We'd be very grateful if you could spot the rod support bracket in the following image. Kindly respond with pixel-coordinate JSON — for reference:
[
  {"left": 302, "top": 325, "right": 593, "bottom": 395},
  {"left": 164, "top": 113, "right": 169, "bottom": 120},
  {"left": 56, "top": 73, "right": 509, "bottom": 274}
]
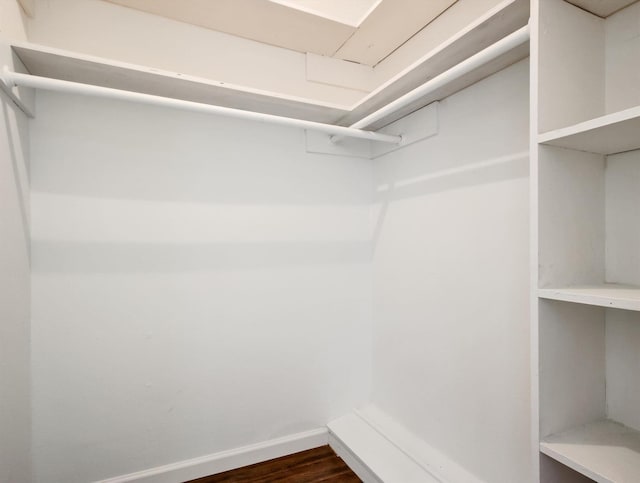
[
  {"left": 1, "top": 65, "right": 16, "bottom": 88},
  {"left": 0, "top": 67, "right": 35, "bottom": 118}
]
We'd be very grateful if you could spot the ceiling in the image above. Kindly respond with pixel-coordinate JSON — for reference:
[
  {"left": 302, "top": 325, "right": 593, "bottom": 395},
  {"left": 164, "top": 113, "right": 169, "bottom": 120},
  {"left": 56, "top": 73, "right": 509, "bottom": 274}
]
[
  {"left": 104, "top": 0, "right": 458, "bottom": 66},
  {"left": 565, "top": 0, "right": 637, "bottom": 17}
]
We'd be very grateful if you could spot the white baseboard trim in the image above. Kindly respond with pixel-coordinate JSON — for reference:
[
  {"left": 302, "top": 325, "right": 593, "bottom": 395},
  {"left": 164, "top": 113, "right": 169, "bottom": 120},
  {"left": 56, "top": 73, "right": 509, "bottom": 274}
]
[
  {"left": 328, "top": 412, "right": 439, "bottom": 483},
  {"left": 329, "top": 431, "right": 382, "bottom": 483},
  {"left": 98, "top": 428, "right": 328, "bottom": 483},
  {"left": 355, "top": 407, "right": 485, "bottom": 483},
  {"left": 329, "top": 406, "right": 486, "bottom": 483}
]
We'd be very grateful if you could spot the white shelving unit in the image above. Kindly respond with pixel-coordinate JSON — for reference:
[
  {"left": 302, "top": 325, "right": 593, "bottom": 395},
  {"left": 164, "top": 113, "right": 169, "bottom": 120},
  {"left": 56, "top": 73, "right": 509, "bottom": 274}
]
[
  {"left": 533, "top": 0, "right": 640, "bottom": 481},
  {"left": 9, "top": 0, "right": 529, "bottom": 128}
]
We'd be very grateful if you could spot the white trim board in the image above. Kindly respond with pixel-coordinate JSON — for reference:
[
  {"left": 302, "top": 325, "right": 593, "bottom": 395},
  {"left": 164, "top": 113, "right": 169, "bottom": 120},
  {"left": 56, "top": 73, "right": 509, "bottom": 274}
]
[{"left": 96, "top": 428, "right": 328, "bottom": 483}]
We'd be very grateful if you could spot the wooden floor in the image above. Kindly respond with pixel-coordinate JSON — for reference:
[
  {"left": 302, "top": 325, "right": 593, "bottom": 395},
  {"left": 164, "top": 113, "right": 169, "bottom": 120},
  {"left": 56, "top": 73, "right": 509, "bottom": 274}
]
[{"left": 185, "top": 445, "right": 361, "bottom": 482}]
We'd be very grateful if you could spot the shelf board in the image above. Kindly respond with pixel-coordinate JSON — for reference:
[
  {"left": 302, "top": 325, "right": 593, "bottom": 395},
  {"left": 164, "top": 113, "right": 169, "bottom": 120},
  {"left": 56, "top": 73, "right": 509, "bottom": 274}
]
[
  {"left": 538, "top": 284, "right": 640, "bottom": 311},
  {"left": 541, "top": 419, "right": 640, "bottom": 483},
  {"left": 10, "top": 42, "right": 351, "bottom": 124},
  {"left": 539, "top": 105, "right": 640, "bottom": 155},
  {"left": 337, "top": 0, "right": 530, "bottom": 129},
  {"left": 9, "top": 0, "right": 528, "bottom": 129}
]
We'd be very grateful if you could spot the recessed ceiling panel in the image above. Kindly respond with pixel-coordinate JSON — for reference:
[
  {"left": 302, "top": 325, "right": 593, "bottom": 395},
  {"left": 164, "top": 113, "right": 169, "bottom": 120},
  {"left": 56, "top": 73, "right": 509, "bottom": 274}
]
[
  {"left": 334, "top": 0, "right": 458, "bottom": 66},
  {"left": 565, "top": 0, "right": 637, "bottom": 17},
  {"left": 105, "top": 0, "right": 356, "bottom": 56}
]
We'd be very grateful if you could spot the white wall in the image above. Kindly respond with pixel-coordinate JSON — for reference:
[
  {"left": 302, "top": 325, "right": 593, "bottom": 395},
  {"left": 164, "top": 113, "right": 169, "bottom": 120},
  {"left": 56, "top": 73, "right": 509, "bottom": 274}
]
[
  {"left": 29, "top": 93, "right": 373, "bottom": 482},
  {"left": 0, "top": 66, "right": 32, "bottom": 483},
  {"left": 0, "top": 2, "right": 32, "bottom": 482},
  {"left": 371, "top": 60, "right": 531, "bottom": 482}
]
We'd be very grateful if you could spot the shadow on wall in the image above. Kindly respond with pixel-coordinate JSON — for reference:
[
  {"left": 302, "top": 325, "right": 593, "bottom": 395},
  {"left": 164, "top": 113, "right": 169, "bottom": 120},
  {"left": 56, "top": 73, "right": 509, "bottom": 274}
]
[
  {"left": 29, "top": 93, "right": 371, "bottom": 206},
  {"left": 31, "top": 240, "right": 373, "bottom": 273},
  {"left": 29, "top": 93, "right": 375, "bottom": 275},
  {"left": 371, "top": 59, "right": 530, "bottom": 252},
  {"left": 376, "top": 150, "right": 529, "bottom": 202},
  {"left": 371, "top": 150, "right": 528, "bottom": 251}
]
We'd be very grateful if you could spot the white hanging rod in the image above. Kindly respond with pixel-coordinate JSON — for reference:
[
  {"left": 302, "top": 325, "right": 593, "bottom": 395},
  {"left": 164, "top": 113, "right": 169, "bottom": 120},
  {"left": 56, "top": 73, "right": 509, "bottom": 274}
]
[
  {"left": 331, "top": 24, "right": 530, "bottom": 144},
  {"left": 1, "top": 23, "right": 528, "bottom": 146},
  {"left": 0, "top": 67, "right": 402, "bottom": 145}
]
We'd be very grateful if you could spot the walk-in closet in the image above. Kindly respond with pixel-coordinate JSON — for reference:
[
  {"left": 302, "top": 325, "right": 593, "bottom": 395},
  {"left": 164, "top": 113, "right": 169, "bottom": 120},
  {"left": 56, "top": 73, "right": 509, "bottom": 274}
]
[{"left": 0, "top": 0, "right": 638, "bottom": 482}]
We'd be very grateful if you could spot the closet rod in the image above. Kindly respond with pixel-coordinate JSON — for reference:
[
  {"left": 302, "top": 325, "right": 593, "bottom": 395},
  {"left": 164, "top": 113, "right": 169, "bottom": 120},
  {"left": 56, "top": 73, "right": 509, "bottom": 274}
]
[
  {"left": 0, "top": 67, "right": 403, "bottom": 145},
  {"left": 331, "top": 24, "right": 530, "bottom": 144},
  {"left": 1, "top": 24, "right": 528, "bottom": 146}
]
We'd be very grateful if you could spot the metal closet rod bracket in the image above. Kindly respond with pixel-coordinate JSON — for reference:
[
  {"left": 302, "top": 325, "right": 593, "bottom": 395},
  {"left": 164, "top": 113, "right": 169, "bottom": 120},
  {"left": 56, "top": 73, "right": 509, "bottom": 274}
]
[{"left": 0, "top": 65, "right": 34, "bottom": 118}]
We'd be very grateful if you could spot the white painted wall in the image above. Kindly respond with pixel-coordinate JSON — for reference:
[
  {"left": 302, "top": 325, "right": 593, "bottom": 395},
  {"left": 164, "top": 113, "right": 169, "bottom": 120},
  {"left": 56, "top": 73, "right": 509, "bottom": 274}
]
[
  {"left": 606, "top": 150, "right": 640, "bottom": 287},
  {"left": 29, "top": 93, "right": 373, "bottom": 483},
  {"left": 604, "top": 151, "right": 640, "bottom": 435},
  {"left": 370, "top": 60, "right": 531, "bottom": 482},
  {"left": 0, "top": 2, "right": 31, "bottom": 482},
  {"left": 605, "top": 1, "right": 640, "bottom": 115}
]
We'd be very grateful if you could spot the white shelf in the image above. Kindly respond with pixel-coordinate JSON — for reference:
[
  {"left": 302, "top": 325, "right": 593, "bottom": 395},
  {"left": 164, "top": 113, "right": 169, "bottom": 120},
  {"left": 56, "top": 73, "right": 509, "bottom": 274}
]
[
  {"left": 541, "top": 419, "right": 640, "bottom": 483},
  {"left": 538, "top": 284, "right": 640, "bottom": 311},
  {"left": 539, "top": 105, "right": 640, "bottom": 155},
  {"left": 339, "top": 0, "right": 530, "bottom": 129},
  {"left": 9, "top": 0, "right": 528, "bottom": 128},
  {"left": 10, "top": 42, "right": 351, "bottom": 124}
]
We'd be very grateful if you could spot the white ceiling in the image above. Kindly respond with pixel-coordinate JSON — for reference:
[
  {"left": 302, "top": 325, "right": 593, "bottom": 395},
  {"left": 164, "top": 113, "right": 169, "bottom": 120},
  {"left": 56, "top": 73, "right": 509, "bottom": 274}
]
[
  {"left": 565, "top": 0, "right": 637, "bottom": 17},
  {"left": 104, "top": 0, "right": 458, "bottom": 66}
]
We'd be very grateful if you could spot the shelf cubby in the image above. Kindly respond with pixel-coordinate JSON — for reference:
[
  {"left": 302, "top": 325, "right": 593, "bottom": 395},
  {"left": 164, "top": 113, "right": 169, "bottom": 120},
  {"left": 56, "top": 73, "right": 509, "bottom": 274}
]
[
  {"left": 541, "top": 419, "right": 640, "bottom": 483},
  {"left": 538, "top": 0, "right": 640, "bottom": 135},
  {"left": 539, "top": 300, "right": 640, "bottom": 482}
]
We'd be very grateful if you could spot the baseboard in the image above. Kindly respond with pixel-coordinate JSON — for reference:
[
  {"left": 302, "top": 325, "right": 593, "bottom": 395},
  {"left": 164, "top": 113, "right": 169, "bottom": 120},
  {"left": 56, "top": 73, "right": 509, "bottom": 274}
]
[
  {"left": 328, "top": 431, "right": 383, "bottom": 483},
  {"left": 328, "top": 412, "right": 439, "bottom": 483},
  {"left": 356, "top": 406, "right": 486, "bottom": 483},
  {"left": 329, "top": 406, "right": 486, "bottom": 483},
  {"left": 98, "top": 428, "right": 328, "bottom": 483}
]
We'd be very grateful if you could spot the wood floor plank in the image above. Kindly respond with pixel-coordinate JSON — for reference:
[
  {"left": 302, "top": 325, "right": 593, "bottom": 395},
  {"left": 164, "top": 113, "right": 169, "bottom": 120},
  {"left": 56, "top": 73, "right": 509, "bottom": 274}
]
[{"left": 185, "top": 445, "right": 361, "bottom": 482}]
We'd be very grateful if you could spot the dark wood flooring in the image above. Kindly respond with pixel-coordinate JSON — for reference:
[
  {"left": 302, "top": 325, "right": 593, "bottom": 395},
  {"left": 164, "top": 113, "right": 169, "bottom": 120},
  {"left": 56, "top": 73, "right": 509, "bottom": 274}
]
[{"left": 185, "top": 445, "right": 361, "bottom": 482}]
